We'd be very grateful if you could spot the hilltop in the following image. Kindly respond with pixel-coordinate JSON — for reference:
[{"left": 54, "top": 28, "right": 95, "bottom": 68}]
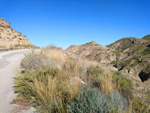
[
  {"left": 67, "top": 41, "right": 116, "bottom": 64},
  {"left": 0, "top": 18, "right": 36, "bottom": 50}
]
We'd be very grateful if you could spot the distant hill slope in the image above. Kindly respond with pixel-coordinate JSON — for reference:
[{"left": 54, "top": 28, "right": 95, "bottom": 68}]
[
  {"left": 66, "top": 41, "right": 116, "bottom": 64},
  {"left": 107, "top": 37, "right": 149, "bottom": 51},
  {"left": 67, "top": 35, "right": 150, "bottom": 82},
  {"left": 106, "top": 35, "right": 150, "bottom": 81},
  {"left": 0, "top": 18, "right": 36, "bottom": 50},
  {"left": 142, "top": 34, "right": 150, "bottom": 40}
]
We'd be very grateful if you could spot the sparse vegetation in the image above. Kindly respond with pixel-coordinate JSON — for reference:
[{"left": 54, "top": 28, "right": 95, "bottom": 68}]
[
  {"left": 14, "top": 47, "right": 148, "bottom": 113},
  {"left": 142, "top": 35, "right": 150, "bottom": 40},
  {"left": 14, "top": 35, "right": 17, "bottom": 38},
  {"left": 86, "top": 54, "right": 92, "bottom": 59},
  {"left": 0, "top": 45, "right": 6, "bottom": 49},
  {"left": 142, "top": 48, "right": 150, "bottom": 54},
  {"left": 68, "top": 86, "right": 128, "bottom": 113},
  {"left": 111, "top": 71, "right": 133, "bottom": 99}
]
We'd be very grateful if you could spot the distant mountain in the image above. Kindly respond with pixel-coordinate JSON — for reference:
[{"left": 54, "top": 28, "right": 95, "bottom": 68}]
[
  {"left": 66, "top": 35, "right": 150, "bottom": 82},
  {"left": 0, "top": 18, "right": 36, "bottom": 50}
]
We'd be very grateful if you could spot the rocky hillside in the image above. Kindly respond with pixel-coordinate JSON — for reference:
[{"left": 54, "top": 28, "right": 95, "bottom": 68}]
[
  {"left": 66, "top": 36, "right": 150, "bottom": 104},
  {"left": 0, "top": 18, "right": 33, "bottom": 50},
  {"left": 106, "top": 35, "right": 150, "bottom": 81},
  {"left": 67, "top": 41, "right": 116, "bottom": 64},
  {"left": 66, "top": 35, "right": 150, "bottom": 82},
  {"left": 142, "top": 35, "right": 150, "bottom": 40}
]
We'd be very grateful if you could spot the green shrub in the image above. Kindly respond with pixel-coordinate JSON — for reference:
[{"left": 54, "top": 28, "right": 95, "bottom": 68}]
[
  {"left": 14, "top": 68, "right": 60, "bottom": 100},
  {"left": 15, "top": 66, "right": 80, "bottom": 112},
  {"left": 86, "top": 66, "right": 104, "bottom": 87},
  {"left": 132, "top": 98, "right": 150, "bottom": 112},
  {"left": 86, "top": 54, "right": 92, "bottom": 59},
  {"left": 112, "top": 71, "right": 133, "bottom": 100},
  {"left": 68, "top": 86, "right": 128, "bottom": 113},
  {"left": 142, "top": 48, "right": 150, "bottom": 54},
  {"left": 142, "top": 35, "right": 150, "bottom": 40},
  {"left": 86, "top": 66, "right": 104, "bottom": 78}
]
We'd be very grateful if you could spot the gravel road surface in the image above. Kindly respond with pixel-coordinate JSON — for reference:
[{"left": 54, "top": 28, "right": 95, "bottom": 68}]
[{"left": 0, "top": 50, "right": 34, "bottom": 113}]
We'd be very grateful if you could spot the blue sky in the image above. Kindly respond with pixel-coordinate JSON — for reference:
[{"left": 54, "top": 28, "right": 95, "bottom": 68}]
[{"left": 0, "top": 0, "right": 150, "bottom": 49}]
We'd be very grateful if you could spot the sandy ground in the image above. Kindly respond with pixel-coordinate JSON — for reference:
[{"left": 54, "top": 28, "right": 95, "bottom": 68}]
[{"left": 0, "top": 50, "right": 35, "bottom": 113}]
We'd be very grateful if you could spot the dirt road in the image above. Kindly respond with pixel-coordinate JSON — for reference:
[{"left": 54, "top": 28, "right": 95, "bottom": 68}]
[{"left": 0, "top": 50, "right": 29, "bottom": 113}]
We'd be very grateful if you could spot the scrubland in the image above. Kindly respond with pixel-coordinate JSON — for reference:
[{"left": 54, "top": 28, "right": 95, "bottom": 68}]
[{"left": 14, "top": 47, "right": 149, "bottom": 113}]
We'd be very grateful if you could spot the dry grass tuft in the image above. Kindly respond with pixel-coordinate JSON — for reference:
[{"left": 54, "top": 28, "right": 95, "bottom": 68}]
[
  {"left": 16, "top": 48, "right": 82, "bottom": 112},
  {"left": 97, "top": 72, "right": 113, "bottom": 94}
]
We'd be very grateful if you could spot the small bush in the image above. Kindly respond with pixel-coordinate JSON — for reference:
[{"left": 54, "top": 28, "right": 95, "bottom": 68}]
[
  {"left": 112, "top": 71, "right": 133, "bottom": 100},
  {"left": 86, "top": 66, "right": 113, "bottom": 94},
  {"left": 86, "top": 66, "right": 103, "bottom": 85},
  {"left": 14, "top": 68, "right": 60, "bottom": 99},
  {"left": 21, "top": 51, "right": 60, "bottom": 72},
  {"left": 132, "top": 98, "right": 150, "bottom": 113},
  {"left": 142, "top": 48, "right": 150, "bottom": 54},
  {"left": 68, "top": 86, "right": 128, "bottom": 113},
  {"left": 87, "top": 66, "right": 104, "bottom": 77}
]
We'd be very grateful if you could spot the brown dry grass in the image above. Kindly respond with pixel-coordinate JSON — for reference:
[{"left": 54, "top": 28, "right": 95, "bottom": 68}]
[
  {"left": 97, "top": 72, "right": 114, "bottom": 94},
  {"left": 21, "top": 48, "right": 81, "bottom": 112}
]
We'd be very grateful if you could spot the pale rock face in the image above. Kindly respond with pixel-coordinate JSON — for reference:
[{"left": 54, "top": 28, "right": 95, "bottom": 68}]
[
  {"left": 0, "top": 18, "right": 31, "bottom": 49},
  {"left": 0, "top": 18, "right": 10, "bottom": 28}
]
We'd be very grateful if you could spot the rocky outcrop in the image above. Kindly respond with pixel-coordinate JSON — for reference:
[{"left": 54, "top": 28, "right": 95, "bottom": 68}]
[
  {"left": 0, "top": 18, "right": 31, "bottom": 49},
  {"left": 139, "top": 63, "right": 150, "bottom": 82},
  {"left": 0, "top": 18, "right": 10, "bottom": 28},
  {"left": 128, "top": 37, "right": 148, "bottom": 44}
]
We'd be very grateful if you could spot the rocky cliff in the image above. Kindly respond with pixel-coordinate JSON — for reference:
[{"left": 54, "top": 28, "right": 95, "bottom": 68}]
[{"left": 0, "top": 18, "right": 31, "bottom": 49}]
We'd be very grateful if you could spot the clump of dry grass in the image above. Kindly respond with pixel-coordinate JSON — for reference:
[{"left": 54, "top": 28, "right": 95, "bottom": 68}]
[
  {"left": 30, "top": 74, "right": 80, "bottom": 113},
  {"left": 15, "top": 48, "right": 82, "bottom": 112},
  {"left": 86, "top": 66, "right": 114, "bottom": 94},
  {"left": 97, "top": 73, "right": 113, "bottom": 94},
  {"left": 21, "top": 49, "right": 66, "bottom": 72},
  {"left": 44, "top": 49, "right": 66, "bottom": 66}
]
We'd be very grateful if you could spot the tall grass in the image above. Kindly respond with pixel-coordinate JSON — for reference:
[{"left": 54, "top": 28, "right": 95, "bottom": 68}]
[
  {"left": 15, "top": 48, "right": 82, "bottom": 112},
  {"left": 86, "top": 66, "right": 114, "bottom": 94}
]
